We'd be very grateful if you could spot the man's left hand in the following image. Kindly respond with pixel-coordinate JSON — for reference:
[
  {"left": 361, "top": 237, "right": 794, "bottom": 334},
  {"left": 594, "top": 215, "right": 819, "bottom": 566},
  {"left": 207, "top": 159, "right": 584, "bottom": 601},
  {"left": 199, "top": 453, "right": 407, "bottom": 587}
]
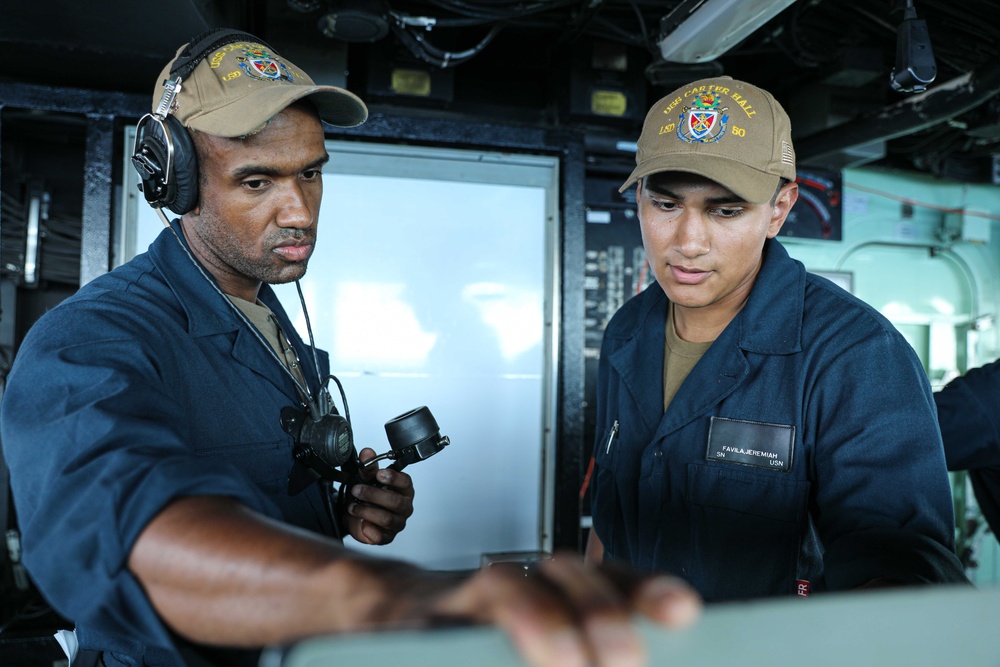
[{"left": 345, "top": 447, "right": 414, "bottom": 545}]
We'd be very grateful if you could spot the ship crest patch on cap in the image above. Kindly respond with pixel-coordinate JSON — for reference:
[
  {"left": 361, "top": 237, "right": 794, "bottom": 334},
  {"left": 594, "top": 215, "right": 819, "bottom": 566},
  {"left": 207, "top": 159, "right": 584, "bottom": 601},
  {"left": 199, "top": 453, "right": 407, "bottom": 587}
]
[
  {"left": 236, "top": 45, "right": 295, "bottom": 83},
  {"left": 677, "top": 91, "right": 729, "bottom": 144}
]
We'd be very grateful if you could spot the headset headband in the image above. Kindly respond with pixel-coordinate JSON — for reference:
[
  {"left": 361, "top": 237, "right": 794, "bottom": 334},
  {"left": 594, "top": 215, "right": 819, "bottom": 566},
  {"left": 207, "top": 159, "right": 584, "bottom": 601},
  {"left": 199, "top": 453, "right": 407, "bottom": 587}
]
[{"left": 168, "top": 28, "right": 275, "bottom": 81}]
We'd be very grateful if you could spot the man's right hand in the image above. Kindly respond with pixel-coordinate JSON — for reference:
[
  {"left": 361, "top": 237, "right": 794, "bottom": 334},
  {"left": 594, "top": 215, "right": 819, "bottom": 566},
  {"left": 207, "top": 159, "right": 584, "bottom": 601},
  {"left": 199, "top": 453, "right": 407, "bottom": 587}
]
[{"left": 420, "top": 552, "right": 700, "bottom": 667}]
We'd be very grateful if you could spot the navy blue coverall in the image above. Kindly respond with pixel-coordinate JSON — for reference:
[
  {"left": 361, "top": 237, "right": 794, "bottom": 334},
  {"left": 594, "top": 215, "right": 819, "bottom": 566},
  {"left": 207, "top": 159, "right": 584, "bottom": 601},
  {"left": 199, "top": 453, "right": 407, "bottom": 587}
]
[
  {"left": 591, "top": 238, "right": 966, "bottom": 602},
  {"left": 936, "top": 359, "right": 1000, "bottom": 540},
  {"left": 1, "top": 223, "right": 332, "bottom": 666}
]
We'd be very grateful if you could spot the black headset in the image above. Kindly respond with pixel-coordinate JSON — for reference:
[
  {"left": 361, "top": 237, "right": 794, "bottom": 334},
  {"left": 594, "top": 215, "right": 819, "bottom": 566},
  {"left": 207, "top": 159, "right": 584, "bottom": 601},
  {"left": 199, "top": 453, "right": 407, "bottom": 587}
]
[{"left": 131, "top": 29, "right": 276, "bottom": 215}]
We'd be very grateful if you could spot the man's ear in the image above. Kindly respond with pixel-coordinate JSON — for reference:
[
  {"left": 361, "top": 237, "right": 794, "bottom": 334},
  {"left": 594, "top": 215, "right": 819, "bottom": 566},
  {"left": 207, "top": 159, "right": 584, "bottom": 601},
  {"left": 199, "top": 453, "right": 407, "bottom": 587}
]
[{"left": 767, "top": 181, "right": 799, "bottom": 238}]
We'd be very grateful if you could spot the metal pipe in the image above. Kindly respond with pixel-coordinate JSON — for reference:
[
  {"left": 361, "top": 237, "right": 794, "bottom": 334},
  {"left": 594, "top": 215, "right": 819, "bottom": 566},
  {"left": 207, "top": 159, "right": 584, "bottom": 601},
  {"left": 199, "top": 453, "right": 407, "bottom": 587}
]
[{"left": 796, "top": 62, "right": 1000, "bottom": 163}]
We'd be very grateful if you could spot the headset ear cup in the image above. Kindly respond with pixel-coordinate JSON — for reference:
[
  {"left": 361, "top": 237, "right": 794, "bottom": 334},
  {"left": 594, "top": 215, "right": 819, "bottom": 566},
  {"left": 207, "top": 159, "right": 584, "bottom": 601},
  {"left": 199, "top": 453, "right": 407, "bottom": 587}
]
[
  {"left": 132, "top": 114, "right": 170, "bottom": 208},
  {"left": 164, "top": 115, "right": 199, "bottom": 215},
  {"left": 132, "top": 114, "right": 199, "bottom": 215}
]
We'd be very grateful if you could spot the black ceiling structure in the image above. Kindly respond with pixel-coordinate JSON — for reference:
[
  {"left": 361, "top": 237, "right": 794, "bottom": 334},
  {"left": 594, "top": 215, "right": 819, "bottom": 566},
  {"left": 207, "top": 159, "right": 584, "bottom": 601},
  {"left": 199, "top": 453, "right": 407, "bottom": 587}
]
[{"left": 2, "top": 0, "right": 1000, "bottom": 184}]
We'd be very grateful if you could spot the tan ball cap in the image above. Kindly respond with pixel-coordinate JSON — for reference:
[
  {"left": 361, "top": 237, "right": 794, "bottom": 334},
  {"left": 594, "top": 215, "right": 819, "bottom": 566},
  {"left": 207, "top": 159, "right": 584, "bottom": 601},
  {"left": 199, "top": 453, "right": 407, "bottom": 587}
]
[
  {"left": 152, "top": 38, "right": 368, "bottom": 138},
  {"left": 621, "top": 76, "right": 795, "bottom": 204}
]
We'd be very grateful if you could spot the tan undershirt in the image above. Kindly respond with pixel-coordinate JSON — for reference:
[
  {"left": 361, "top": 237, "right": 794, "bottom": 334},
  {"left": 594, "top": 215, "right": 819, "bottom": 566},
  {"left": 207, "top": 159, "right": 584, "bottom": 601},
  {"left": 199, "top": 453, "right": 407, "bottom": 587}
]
[
  {"left": 227, "top": 295, "right": 309, "bottom": 395},
  {"left": 663, "top": 302, "right": 714, "bottom": 412}
]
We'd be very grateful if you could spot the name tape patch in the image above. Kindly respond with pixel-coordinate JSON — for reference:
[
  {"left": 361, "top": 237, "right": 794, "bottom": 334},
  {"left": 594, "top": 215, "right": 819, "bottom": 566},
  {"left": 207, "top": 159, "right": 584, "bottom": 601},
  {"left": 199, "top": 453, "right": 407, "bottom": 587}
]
[{"left": 706, "top": 416, "right": 794, "bottom": 472}]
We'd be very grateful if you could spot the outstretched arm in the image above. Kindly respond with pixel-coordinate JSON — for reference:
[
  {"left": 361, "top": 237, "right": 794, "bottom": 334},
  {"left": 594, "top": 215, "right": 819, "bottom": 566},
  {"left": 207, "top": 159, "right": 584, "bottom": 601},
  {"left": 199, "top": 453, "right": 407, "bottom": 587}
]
[{"left": 129, "top": 495, "right": 700, "bottom": 667}]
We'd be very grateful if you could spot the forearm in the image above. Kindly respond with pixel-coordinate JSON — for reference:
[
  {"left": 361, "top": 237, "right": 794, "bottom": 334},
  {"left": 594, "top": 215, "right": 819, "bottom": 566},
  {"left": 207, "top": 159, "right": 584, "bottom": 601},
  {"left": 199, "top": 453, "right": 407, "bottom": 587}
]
[
  {"left": 128, "top": 495, "right": 703, "bottom": 667},
  {"left": 585, "top": 529, "right": 604, "bottom": 564},
  {"left": 128, "top": 495, "right": 446, "bottom": 646}
]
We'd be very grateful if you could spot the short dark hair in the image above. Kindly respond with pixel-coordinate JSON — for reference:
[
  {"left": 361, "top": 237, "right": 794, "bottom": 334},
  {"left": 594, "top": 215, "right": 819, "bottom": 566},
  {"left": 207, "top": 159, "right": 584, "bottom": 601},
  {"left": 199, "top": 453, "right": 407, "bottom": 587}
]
[{"left": 770, "top": 178, "right": 792, "bottom": 206}]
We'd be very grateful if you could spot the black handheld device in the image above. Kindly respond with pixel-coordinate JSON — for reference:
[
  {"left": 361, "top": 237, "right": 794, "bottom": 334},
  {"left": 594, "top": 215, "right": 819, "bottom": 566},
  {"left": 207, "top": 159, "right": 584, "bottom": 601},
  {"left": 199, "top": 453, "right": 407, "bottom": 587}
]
[{"left": 282, "top": 393, "right": 450, "bottom": 494}]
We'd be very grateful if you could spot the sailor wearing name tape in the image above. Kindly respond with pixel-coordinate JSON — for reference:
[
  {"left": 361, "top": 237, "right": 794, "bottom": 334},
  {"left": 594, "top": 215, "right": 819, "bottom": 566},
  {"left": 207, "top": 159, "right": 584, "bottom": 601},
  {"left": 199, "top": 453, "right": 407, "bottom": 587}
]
[{"left": 587, "top": 76, "right": 967, "bottom": 601}]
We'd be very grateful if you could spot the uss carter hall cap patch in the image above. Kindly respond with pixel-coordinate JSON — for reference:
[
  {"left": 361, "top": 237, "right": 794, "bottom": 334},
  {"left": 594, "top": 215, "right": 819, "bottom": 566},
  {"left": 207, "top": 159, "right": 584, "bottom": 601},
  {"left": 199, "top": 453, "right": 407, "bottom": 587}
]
[{"left": 621, "top": 75, "right": 796, "bottom": 204}]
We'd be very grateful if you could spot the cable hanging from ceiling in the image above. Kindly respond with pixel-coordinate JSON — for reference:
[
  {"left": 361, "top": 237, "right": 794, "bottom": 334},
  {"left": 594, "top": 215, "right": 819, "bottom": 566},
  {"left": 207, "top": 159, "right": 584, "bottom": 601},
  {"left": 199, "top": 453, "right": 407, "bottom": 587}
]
[
  {"left": 388, "top": 12, "right": 504, "bottom": 67},
  {"left": 386, "top": 0, "right": 583, "bottom": 67}
]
